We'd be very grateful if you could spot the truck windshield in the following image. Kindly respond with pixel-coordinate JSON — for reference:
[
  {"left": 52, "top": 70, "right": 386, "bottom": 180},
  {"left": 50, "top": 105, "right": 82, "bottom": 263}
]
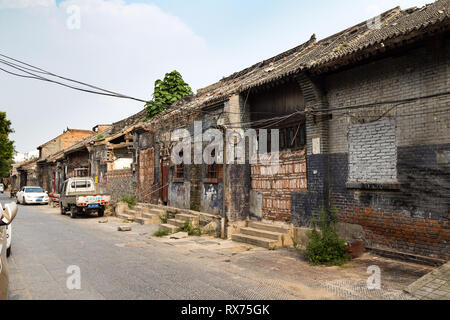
[{"left": 25, "top": 187, "right": 44, "bottom": 193}]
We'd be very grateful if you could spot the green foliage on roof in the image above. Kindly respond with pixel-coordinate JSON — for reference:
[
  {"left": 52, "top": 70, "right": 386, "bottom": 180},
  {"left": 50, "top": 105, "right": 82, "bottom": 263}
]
[{"left": 145, "top": 70, "right": 193, "bottom": 120}]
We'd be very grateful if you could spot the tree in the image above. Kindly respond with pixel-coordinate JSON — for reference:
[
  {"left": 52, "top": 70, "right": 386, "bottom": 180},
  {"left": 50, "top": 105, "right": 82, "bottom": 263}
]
[
  {"left": 0, "top": 112, "right": 14, "bottom": 178},
  {"left": 145, "top": 70, "right": 193, "bottom": 119}
]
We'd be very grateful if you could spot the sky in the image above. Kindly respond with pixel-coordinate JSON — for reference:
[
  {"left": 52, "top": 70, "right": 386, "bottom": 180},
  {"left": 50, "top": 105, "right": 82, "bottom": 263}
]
[{"left": 0, "top": 0, "right": 432, "bottom": 153}]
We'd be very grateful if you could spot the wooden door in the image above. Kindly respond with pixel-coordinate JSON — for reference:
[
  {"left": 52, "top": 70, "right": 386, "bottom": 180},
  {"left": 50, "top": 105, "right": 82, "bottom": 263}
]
[{"left": 160, "top": 159, "right": 169, "bottom": 204}]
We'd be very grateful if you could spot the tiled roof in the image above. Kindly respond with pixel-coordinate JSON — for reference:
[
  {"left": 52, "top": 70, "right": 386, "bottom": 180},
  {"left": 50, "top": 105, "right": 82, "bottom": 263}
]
[
  {"left": 143, "top": 0, "right": 449, "bottom": 126},
  {"left": 44, "top": 109, "right": 147, "bottom": 162}
]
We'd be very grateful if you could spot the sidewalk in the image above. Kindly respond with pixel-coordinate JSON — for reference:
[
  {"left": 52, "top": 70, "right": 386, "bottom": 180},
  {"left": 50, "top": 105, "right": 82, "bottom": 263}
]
[{"left": 404, "top": 262, "right": 450, "bottom": 300}]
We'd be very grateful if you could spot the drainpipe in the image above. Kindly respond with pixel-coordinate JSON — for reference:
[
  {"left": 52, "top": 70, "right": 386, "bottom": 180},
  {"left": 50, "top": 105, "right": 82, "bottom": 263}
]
[{"left": 216, "top": 124, "right": 227, "bottom": 239}]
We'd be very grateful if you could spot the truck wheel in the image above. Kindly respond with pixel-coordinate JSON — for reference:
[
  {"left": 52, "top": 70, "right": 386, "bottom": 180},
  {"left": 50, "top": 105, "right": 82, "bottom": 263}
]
[
  {"left": 98, "top": 209, "right": 105, "bottom": 217},
  {"left": 70, "top": 206, "right": 77, "bottom": 219}
]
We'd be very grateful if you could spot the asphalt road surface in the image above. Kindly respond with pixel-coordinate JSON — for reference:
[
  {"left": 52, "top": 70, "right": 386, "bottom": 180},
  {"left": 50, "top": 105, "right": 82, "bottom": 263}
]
[{"left": 1, "top": 193, "right": 312, "bottom": 300}]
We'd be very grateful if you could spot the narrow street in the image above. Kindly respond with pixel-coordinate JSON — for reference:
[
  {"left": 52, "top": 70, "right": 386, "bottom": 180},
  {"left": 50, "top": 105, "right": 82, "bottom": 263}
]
[
  {"left": 2, "top": 193, "right": 431, "bottom": 300},
  {"left": 1, "top": 193, "right": 325, "bottom": 300}
]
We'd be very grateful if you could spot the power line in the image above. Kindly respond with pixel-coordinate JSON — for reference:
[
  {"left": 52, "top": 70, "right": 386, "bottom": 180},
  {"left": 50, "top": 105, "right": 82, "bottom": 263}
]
[
  {"left": 0, "top": 53, "right": 302, "bottom": 117},
  {"left": 310, "top": 91, "right": 450, "bottom": 114}
]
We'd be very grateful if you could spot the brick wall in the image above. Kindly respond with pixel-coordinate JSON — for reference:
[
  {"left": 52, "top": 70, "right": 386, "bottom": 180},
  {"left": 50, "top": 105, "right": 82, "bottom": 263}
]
[
  {"left": 106, "top": 169, "right": 135, "bottom": 202},
  {"left": 348, "top": 119, "right": 397, "bottom": 183},
  {"left": 324, "top": 37, "right": 450, "bottom": 259},
  {"left": 137, "top": 148, "right": 155, "bottom": 203},
  {"left": 251, "top": 149, "right": 307, "bottom": 222}
]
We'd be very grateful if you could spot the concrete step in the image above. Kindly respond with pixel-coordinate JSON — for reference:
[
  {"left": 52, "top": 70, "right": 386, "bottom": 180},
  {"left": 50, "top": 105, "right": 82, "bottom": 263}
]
[
  {"left": 240, "top": 227, "right": 293, "bottom": 246},
  {"left": 248, "top": 221, "right": 291, "bottom": 234},
  {"left": 175, "top": 213, "right": 199, "bottom": 226},
  {"left": 231, "top": 233, "right": 280, "bottom": 249},
  {"left": 159, "top": 223, "right": 178, "bottom": 234},
  {"left": 240, "top": 227, "right": 282, "bottom": 241},
  {"left": 167, "top": 218, "right": 187, "bottom": 228}
]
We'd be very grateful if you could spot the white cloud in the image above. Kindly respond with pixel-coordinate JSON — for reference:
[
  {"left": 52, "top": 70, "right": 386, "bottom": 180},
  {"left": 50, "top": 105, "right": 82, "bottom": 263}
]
[
  {"left": 0, "top": 0, "right": 212, "bottom": 153},
  {"left": 0, "top": 0, "right": 55, "bottom": 9}
]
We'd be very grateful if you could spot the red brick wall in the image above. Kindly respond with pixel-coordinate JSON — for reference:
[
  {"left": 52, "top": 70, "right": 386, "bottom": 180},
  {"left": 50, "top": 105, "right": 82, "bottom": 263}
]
[
  {"left": 339, "top": 206, "right": 450, "bottom": 259},
  {"left": 138, "top": 148, "right": 155, "bottom": 203},
  {"left": 251, "top": 149, "right": 307, "bottom": 222}
]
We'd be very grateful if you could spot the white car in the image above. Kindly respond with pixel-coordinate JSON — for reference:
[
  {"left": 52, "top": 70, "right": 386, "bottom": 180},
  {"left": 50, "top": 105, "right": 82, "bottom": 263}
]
[
  {"left": 0, "top": 184, "right": 4, "bottom": 194},
  {"left": 16, "top": 186, "right": 49, "bottom": 205}
]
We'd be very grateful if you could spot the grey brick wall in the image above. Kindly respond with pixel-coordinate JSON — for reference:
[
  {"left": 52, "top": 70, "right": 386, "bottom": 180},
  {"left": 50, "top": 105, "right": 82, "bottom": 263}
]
[
  {"left": 348, "top": 119, "right": 397, "bottom": 182},
  {"left": 326, "top": 41, "right": 450, "bottom": 154}
]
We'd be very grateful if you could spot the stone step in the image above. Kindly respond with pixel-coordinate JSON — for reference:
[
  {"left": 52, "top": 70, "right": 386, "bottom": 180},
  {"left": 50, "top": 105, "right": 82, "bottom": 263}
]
[
  {"left": 231, "top": 233, "right": 280, "bottom": 249},
  {"left": 167, "top": 218, "right": 187, "bottom": 228},
  {"left": 117, "top": 213, "right": 135, "bottom": 221},
  {"left": 125, "top": 209, "right": 141, "bottom": 218},
  {"left": 159, "top": 223, "right": 178, "bottom": 234},
  {"left": 149, "top": 208, "right": 166, "bottom": 216},
  {"left": 142, "top": 213, "right": 161, "bottom": 223},
  {"left": 248, "top": 221, "right": 291, "bottom": 234},
  {"left": 175, "top": 213, "right": 199, "bottom": 226},
  {"left": 240, "top": 227, "right": 282, "bottom": 241},
  {"left": 134, "top": 217, "right": 157, "bottom": 225}
]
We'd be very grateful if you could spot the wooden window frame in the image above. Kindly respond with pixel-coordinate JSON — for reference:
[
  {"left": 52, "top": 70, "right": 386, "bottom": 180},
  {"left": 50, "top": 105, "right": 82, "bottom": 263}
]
[
  {"left": 173, "top": 163, "right": 185, "bottom": 182},
  {"left": 204, "top": 164, "right": 223, "bottom": 184},
  {"left": 258, "top": 120, "right": 306, "bottom": 154}
]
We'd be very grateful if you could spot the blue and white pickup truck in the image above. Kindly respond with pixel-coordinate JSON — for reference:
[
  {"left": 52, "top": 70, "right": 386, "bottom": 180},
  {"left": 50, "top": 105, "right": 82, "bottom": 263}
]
[{"left": 59, "top": 177, "right": 111, "bottom": 219}]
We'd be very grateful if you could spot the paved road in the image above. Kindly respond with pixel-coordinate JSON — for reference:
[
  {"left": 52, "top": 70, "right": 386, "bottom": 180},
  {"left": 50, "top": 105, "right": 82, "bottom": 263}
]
[{"left": 1, "top": 194, "right": 317, "bottom": 300}]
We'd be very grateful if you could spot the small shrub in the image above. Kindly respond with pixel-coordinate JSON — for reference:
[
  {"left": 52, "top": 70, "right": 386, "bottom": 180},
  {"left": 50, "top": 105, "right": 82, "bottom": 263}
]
[
  {"left": 121, "top": 194, "right": 136, "bottom": 208},
  {"left": 305, "top": 207, "right": 350, "bottom": 266},
  {"left": 177, "top": 220, "right": 202, "bottom": 236},
  {"left": 153, "top": 228, "right": 170, "bottom": 237},
  {"left": 96, "top": 133, "right": 104, "bottom": 140}
]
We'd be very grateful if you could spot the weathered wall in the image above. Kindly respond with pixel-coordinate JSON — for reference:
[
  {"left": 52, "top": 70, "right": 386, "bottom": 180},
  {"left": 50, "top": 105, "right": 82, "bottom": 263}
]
[
  {"left": 106, "top": 169, "right": 135, "bottom": 202},
  {"left": 324, "top": 37, "right": 450, "bottom": 259},
  {"left": 60, "top": 130, "right": 94, "bottom": 150},
  {"left": 134, "top": 106, "right": 227, "bottom": 216},
  {"left": 251, "top": 150, "right": 307, "bottom": 223},
  {"left": 137, "top": 147, "right": 155, "bottom": 203},
  {"left": 65, "top": 150, "right": 89, "bottom": 178}
]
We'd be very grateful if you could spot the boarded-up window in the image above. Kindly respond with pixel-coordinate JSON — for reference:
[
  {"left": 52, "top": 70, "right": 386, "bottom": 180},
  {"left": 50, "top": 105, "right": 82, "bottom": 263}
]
[{"left": 348, "top": 119, "right": 397, "bottom": 183}]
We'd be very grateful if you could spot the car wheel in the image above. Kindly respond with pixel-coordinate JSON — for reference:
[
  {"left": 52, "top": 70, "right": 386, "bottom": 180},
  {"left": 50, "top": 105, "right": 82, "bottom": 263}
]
[
  {"left": 70, "top": 206, "right": 77, "bottom": 219},
  {"left": 6, "top": 246, "right": 11, "bottom": 258}
]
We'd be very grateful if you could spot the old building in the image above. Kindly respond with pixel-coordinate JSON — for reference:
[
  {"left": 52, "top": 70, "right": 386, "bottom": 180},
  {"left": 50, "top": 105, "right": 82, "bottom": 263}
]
[
  {"left": 131, "top": 1, "right": 449, "bottom": 259},
  {"left": 36, "top": 128, "right": 95, "bottom": 192}
]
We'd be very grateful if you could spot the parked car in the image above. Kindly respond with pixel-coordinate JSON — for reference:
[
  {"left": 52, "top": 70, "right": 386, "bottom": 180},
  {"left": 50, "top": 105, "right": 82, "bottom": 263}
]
[
  {"left": 0, "top": 184, "right": 4, "bottom": 194},
  {"left": 16, "top": 186, "right": 49, "bottom": 205},
  {"left": 59, "top": 177, "right": 111, "bottom": 219},
  {"left": 0, "top": 202, "right": 18, "bottom": 300}
]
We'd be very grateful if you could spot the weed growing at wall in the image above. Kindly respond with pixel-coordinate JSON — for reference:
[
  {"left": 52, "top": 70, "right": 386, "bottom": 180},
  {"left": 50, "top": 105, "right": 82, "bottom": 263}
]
[
  {"left": 120, "top": 194, "right": 136, "bottom": 209},
  {"left": 177, "top": 220, "right": 202, "bottom": 236},
  {"left": 305, "top": 207, "right": 350, "bottom": 266}
]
